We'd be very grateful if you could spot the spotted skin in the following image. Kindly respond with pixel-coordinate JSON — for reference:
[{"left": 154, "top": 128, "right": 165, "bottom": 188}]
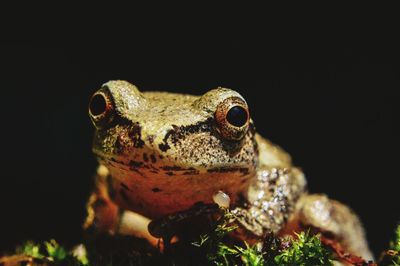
[{"left": 86, "top": 80, "right": 373, "bottom": 260}]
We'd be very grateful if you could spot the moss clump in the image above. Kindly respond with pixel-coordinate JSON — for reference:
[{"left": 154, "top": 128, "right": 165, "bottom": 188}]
[
  {"left": 272, "top": 231, "right": 333, "bottom": 266},
  {"left": 185, "top": 210, "right": 333, "bottom": 266},
  {"left": 4, "top": 209, "right": 396, "bottom": 265},
  {"left": 12, "top": 239, "right": 88, "bottom": 265},
  {"left": 193, "top": 229, "right": 332, "bottom": 266},
  {"left": 380, "top": 224, "right": 400, "bottom": 266}
]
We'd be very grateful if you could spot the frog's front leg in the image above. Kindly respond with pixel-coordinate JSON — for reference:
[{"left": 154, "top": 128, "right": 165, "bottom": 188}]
[
  {"left": 233, "top": 166, "right": 373, "bottom": 260},
  {"left": 232, "top": 166, "right": 307, "bottom": 241},
  {"left": 84, "top": 165, "right": 159, "bottom": 247},
  {"left": 290, "top": 194, "right": 374, "bottom": 260}
]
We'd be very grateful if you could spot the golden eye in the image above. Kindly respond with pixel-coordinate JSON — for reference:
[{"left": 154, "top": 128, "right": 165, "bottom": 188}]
[
  {"left": 215, "top": 97, "right": 250, "bottom": 140},
  {"left": 88, "top": 89, "right": 115, "bottom": 128}
]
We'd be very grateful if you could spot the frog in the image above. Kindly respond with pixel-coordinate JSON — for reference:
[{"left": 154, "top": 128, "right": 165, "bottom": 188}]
[{"left": 84, "top": 80, "right": 373, "bottom": 260}]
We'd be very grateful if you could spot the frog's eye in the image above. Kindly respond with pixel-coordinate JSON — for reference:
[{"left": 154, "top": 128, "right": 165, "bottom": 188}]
[
  {"left": 90, "top": 94, "right": 107, "bottom": 116},
  {"left": 215, "top": 97, "right": 250, "bottom": 140},
  {"left": 89, "top": 90, "right": 115, "bottom": 128},
  {"left": 226, "top": 106, "right": 248, "bottom": 127}
]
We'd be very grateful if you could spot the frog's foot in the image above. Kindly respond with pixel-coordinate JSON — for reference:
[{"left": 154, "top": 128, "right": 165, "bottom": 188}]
[
  {"left": 84, "top": 166, "right": 160, "bottom": 247},
  {"left": 84, "top": 191, "right": 116, "bottom": 233},
  {"left": 286, "top": 194, "right": 374, "bottom": 261},
  {"left": 84, "top": 190, "right": 161, "bottom": 247},
  {"left": 83, "top": 169, "right": 119, "bottom": 234},
  {"left": 148, "top": 203, "right": 220, "bottom": 241}
]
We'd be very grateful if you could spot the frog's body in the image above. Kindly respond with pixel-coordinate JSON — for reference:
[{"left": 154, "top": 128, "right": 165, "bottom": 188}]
[{"left": 86, "top": 80, "right": 373, "bottom": 260}]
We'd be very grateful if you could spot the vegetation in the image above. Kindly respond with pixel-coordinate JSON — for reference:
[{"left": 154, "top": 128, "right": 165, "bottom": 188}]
[
  {"left": 12, "top": 239, "right": 87, "bottom": 265},
  {"left": 380, "top": 224, "right": 400, "bottom": 266},
  {"left": 1, "top": 212, "right": 399, "bottom": 265}
]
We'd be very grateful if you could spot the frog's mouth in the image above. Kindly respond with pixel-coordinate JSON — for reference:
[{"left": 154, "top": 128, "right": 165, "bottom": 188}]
[{"left": 94, "top": 151, "right": 256, "bottom": 180}]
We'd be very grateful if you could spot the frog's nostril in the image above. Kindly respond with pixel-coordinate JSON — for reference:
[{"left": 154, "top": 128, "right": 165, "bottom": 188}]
[{"left": 90, "top": 94, "right": 107, "bottom": 116}]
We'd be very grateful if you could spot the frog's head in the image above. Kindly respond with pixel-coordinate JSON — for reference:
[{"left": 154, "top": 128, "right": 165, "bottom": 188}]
[{"left": 88, "top": 80, "right": 258, "bottom": 217}]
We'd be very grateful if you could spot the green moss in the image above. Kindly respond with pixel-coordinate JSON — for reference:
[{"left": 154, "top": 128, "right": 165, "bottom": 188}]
[
  {"left": 16, "top": 239, "right": 88, "bottom": 265},
  {"left": 44, "top": 239, "right": 68, "bottom": 262},
  {"left": 190, "top": 210, "right": 333, "bottom": 266},
  {"left": 273, "top": 231, "right": 333, "bottom": 266},
  {"left": 380, "top": 224, "right": 400, "bottom": 266},
  {"left": 17, "top": 241, "right": 44, "bottom": 260},
  {"left": 10, "top": 210, "right": 400, "bottom": 265},
  {"left": 191, "top": 210, "right": 238, "bottom": 264},
  {"left": 391, "top": 225, "right": 400, "bottom": 253},
  {"left": 235, "top": 242, "right": 264, "bottom": 266}
]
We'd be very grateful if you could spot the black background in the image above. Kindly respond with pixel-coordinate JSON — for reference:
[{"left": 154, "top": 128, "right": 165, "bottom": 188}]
[{"left": 1, "top": 10, "right": 398, "bottom": 257}]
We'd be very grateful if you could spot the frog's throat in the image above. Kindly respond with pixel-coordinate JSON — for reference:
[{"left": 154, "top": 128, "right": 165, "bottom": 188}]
[{"left": 101, "top": 159, "right": 254, "bottom": 218}]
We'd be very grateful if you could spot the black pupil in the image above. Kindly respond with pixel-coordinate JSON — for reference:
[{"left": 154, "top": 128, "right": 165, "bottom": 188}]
[
  {"left": 90, "top": 94, "right": 107, "bottom": 116},
  {"left": 226, "top": 106, "right": 248, "bottom": 127}
]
